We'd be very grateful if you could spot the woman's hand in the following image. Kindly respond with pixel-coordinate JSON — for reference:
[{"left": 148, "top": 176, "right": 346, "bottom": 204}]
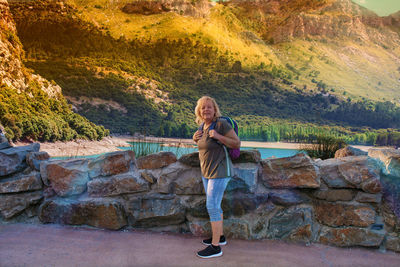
[
  {"left": 193, "top": 130, "right": 203, "bottom": 143},
  {"left": 209, "top": 129, "right": 222, "bottom": 140},
  {"left": 210, "top": 129, "right": 240, "bottom": 149}
]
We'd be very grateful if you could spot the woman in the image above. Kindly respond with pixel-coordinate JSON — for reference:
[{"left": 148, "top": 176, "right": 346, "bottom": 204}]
[{"left": 193, "top": 96, "right": 240, "bottom": 258}]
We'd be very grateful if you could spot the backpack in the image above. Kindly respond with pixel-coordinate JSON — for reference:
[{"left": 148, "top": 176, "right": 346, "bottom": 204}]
[{"left": 199, "top": 116, "right": 240, "bottom": 160}]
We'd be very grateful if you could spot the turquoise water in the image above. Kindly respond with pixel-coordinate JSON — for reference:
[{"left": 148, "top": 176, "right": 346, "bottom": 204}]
[
  {"left": 52, "top": 142, "right": 300, "bottom": 160},
  {"left": 119, "top": 142, "right": 300, "bottom": 159}
]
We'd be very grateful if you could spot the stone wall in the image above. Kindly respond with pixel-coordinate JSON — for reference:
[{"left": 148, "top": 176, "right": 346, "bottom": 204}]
[{"left": 1, "top": 143, "right": 400, "bottom": 252}]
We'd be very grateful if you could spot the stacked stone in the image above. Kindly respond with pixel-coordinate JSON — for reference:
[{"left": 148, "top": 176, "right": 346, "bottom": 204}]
[
  {"left": 0, "top": 142, "right": 46, "bottom": 221},
  {"left": 1, "top": 144, "right": 399, "bottom": 252}
]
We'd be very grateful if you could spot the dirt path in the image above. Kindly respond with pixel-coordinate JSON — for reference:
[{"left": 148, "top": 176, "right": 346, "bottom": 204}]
[{"left": 0, "top": 223, "right": 398, "bottom": 267}]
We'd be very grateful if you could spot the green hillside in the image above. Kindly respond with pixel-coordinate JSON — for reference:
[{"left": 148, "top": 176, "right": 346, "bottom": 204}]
[
  {"left": 7, "top": 0, "right": 400, "bottom": 143},
  {"left": 0, "top": 0, "right": 109, "bottom": 142}
]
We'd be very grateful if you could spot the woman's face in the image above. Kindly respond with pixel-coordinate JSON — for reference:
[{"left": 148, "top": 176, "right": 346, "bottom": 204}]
[{"left": 201, "top": 100, "right": 215, "bottom": 122}]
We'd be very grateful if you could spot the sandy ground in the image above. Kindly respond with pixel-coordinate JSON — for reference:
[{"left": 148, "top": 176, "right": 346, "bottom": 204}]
[{"left": 14, "top": 135, "right": 372, "bottom": 157}]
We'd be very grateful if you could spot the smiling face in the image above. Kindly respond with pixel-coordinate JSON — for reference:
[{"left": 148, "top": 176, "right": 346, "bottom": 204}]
[{"left": 201, "top": 100, "right": 216, "bottom": 123}]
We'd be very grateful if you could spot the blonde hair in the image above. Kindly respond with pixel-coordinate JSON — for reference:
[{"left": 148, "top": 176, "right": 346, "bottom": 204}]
[{"left": 195, "top": 96, "right": 222, "bottom": 125}]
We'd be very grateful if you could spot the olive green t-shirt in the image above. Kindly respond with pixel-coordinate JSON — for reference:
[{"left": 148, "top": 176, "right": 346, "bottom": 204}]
[{"left": 198, "top": 118, "right": 234, "bottom": 179}]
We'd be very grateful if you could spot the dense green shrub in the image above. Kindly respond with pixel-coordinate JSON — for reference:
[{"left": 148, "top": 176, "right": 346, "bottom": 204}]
[{"left": 0, "top": 83, "right": 109, "bottom": 141}]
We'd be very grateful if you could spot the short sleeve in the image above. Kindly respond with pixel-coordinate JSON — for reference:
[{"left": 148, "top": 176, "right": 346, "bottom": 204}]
[{"left": 215, "top": 118, "right": 233, "bottom": 136}]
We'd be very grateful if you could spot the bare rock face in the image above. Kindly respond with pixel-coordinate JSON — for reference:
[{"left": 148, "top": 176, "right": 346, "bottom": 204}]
[
  {"left": 156, "top": 162, "right": 203, "bottom": 195},
  {"left": 0, "top": 171, "right": 42, "bottom": 194},
  {"left": 319, "top": 226, "right": 385, "bottom": 247},
  {"left": 386, "top": 235, "right": 400, "bottom": 253},
  {"left": 26, "top": 151, "right": 50, "bottom": 171},
  {"left": 231, "top": 0, "right": 399, "bottom": 47},
  {"left": 88, "top": 151, "right": 135, "bottom": 178},
  {"left": 87, "top": 172, "right": 149, "bottom": 197},
  {"left": 0, "top": 190, "right": 43, "bottom": 219},
  {"left": 40, "top": 158, "right": 89, "bottom": 197},
  {"left": 260, "top": 153, "right": 320, "bottom": 189},
  {"left": 121, "top": 0, "right": 212, "bottom": 18},
  {"left": 267, "top": 206, "right": 314, "bottom": 243},
  {"left": 125, "top": 194, "right": 185, "bottom": 227},
  {"left": 137, "top": 151, "right": 177, "bottom": 170},
  {"left": 0, "top": 0, "right": 62, "bottom": 95},
  {"left": 178, "top": 152, "right": 199, "bottom": 167},
  {"left": 368, "top": 148, "right": 400, "bottom": 177},
  {"left": 232, "top": 150, "right": 261, "bottom": 164},
  {"left": 315, "top": 156, "right": 381, "bottom": 193},
  {"left": 314, "top": 201, "right": 375, "bottom": 227},
  {"left": 0, "top": 143, "right": 40, "bottom": 177},
  {"left": 39, "top": 198, "right": 127, "bottom": 230},
  {"left": 312, "top": 188, "right": 356, "bottom": 202}
]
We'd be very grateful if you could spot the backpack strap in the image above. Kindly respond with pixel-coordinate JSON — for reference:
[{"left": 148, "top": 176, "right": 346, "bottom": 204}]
[{"left": 211, "top": 117, "right": 232, "bottom": 177}]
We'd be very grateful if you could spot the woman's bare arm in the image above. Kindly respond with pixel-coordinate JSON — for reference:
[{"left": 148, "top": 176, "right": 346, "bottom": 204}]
[{"left": 209, "top": 129, "right": 240, "bottom": 149}]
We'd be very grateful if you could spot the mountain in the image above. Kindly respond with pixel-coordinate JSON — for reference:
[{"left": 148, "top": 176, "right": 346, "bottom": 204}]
[
  {"left": 4, "top": 0, "right": 400, "bottom": 141},
  {"left": 0, "top": 0, "right": 108, "bottom": 141}
]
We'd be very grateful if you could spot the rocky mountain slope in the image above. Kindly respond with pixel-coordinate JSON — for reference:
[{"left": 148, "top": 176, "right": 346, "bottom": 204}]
[{"left": 0, "top": 0, "right": 108, "bottom": 141}]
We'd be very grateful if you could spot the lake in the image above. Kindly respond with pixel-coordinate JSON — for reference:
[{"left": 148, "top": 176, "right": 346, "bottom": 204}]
[
  {"left": 52, "top": 142, "right": 301, "bottom": 160},
  {"left": 122, "top": 142, "right": 300, "bottom": 159}
]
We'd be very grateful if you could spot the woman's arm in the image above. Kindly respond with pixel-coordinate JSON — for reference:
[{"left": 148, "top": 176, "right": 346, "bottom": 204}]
[{"left": 209, "top": 129, "right": 240, "bottom": 149}]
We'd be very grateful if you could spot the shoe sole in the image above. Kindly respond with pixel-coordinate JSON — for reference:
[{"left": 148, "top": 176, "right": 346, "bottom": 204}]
[
  {"left": 197, "top": 251, "right": 223, "bottom": 258},
  {"left": 202, "top": 241, "right": 227, "bottom": 246}
]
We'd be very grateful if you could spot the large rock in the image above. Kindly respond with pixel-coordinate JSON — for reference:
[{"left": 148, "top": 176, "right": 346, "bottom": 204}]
[
  {"left": 26, "top": 151, "right": 50, "bottom": 171},
  {"left": 368, "top": 148, "right": 400, "bottom": 177},
  {"left": 222, "top": 192, "right": 269, "bottom": 217},
  {"left": 355, "top": 192, "right": 382, "bottom": 203},
  {"left": 0, "top": 171, "right": 42, "bottom": 193},
  {"left": 0, "top": 128, "right": 11, "bottom": 150},
  {"left": 136, "top": 151, "right": 176, "bottom": 169},
  {"left": 87, "top": 171, "right": 149, "bottom": 197},
  {"left": 268, "top": 206, "right": 314, "bottom": 243},
  {"left": 314, "top": 201, "right": 375, "bottom": 227},
  {"left": 222, "top": 218, "right": 251, "bottom": 239},
  {"left": 88, "top": 151, "right": 135, "bottom": 178},
  {"left": 0, "top": 143, "right": 40, "bottom": 176},
  {"left": 125, "top": 194, "right": 185, "bottom": 227},
  {"left": 186, "top": 216, "right": 251, "bottom": 239},
  {"left": 40, "top": 159, "right": 89, "bottom": 197},
  {"left": 335, "top": 146, "right": 367, "bottom": 158},
  {"left": 316, "top": 156, "right": 381, "bottom": 193},
  {"left": 231, "top": 163, "right": 259, "bottom": 193},
  {"left": 386, "top": 235, "right": 400, "bottom": 252},
  {"left": 187, "top": 215, "right": 210, "bottom": 236},
  {"left": 316, "top": 158, "right": 354, "bottom": 188},
  {"left": 178, "top": 152, "right": 200, "bottom": 167},
  {"left": 319, "top": 226, "right": 385, "bottom": 247},
  {"left": 337, "top": 156, "right": 381, "bottom": 193},
  {"left": 39, "top": 198, "right": 127, "bottom": 230},
  {"left": 232, "top": 150, "right": 261, "bottom": 164},
  {"left": 260, "top": 153, "right": 320, "bottom": 189},
  {"left": 0, "top": 191, "right": 43, "bottom": 219},
  {"left": 269, "top": 189, "right": 309, "bottom": 206},
  {"left": 312, "top": 188, "right": 356, "bottom": 202},
  {"left": 156, "top": 162, "right": 203, "bottom": 195}
]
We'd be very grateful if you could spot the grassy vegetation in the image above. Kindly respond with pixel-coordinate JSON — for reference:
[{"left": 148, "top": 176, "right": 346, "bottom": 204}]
[{"left": 301, "top": 135, "right": 346, "bottom": 159}]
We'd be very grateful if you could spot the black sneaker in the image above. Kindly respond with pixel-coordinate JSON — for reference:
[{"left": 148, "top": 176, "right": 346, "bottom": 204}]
[
  {"left": 202, "top": 235, "right": 227, "bottom": 246},
  {"left": 197, "top": 245, "right": 222, "bottom": 258}
]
